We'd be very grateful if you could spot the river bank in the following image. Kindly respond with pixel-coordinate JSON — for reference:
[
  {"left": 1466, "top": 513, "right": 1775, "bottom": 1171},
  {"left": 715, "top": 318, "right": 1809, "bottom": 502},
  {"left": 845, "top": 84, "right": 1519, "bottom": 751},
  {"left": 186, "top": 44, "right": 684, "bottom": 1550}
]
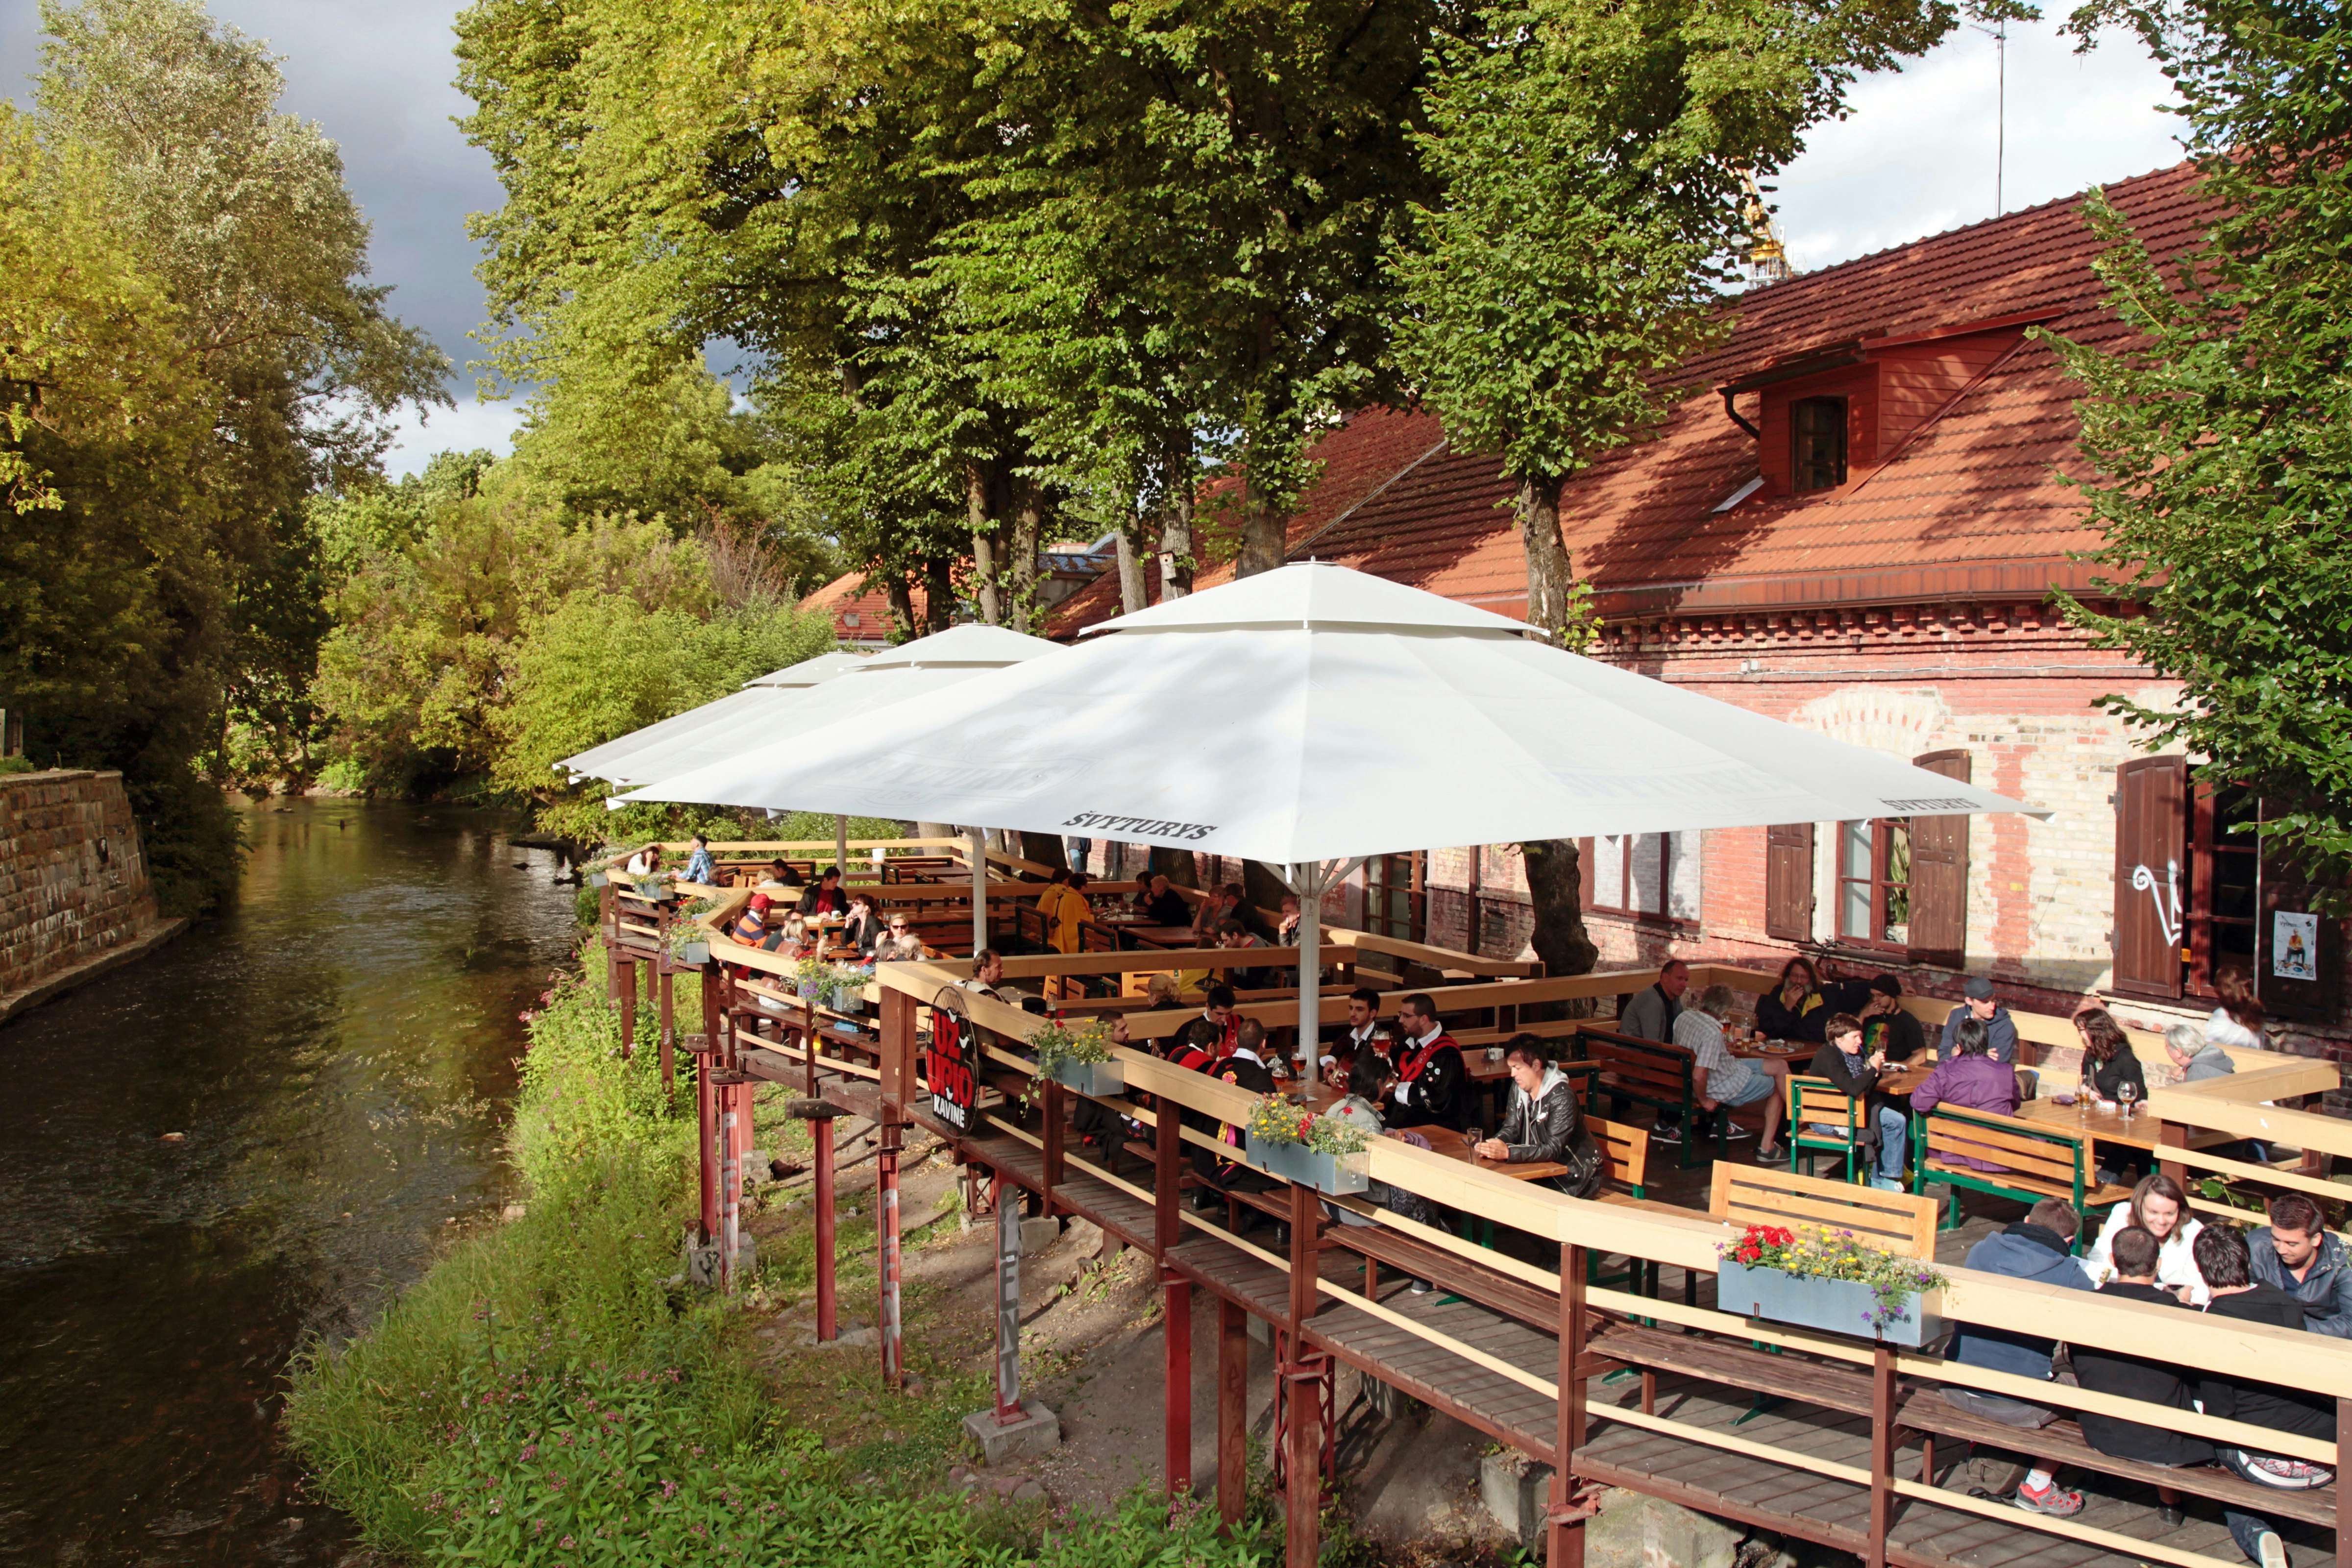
[{"left": 284, "top": 950, "right": 1278, "bottom": 1566}]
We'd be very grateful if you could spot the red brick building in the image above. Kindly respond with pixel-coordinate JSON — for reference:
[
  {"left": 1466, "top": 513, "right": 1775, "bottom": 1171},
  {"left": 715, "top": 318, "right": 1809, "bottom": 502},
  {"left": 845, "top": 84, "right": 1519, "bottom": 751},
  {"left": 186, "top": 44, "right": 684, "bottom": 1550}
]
[{"left": 1052, "top": 160, "right": 2350, "bottom": 1078}]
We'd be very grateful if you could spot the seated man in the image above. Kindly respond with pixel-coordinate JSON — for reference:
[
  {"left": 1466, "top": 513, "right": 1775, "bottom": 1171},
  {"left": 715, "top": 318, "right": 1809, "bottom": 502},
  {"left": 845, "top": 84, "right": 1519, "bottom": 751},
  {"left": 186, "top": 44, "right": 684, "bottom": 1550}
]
[
  {"left": 1191, "top": 882, "right": 1240, "bottom": 941},
  {"left": 683, "top": 833, "right": 715, "bottom": 885},
  {"left": 2196, "top": 1224, "right": 2335, "bottom": 1568},
  {"left": 1802, "top": 1011, "right": 1900, "bottom": 1187},
  {"left": 2167, "top": 1020, "right": 2239, "bottom": 1083},
  {"left": 1132, "top": 873, "right": 1191, "bottom": 926},
  {"left": 1389, "top": 992, "right": 1468, "bottom": 1130},
  {"left": 759, "top": 858, "right": 801, "bottom": 891},
  {"left": 2071, "top": 1225, "right": 2214, "bottom": 1496},
  {"left": 962, "top": 948, "right": 1008, "bottom": 1001},
  {"left": 1035, "top": 868, "right": 1090, "bottom": 955},
  {"left": 1214, "top": 917, "right": 1275, "bottom": 990},
  {"left": 730, "top": 892, "right": 773, "bottom": 948},
  {"left": 1939, "top": 1198, "right": 2094, "bottom": 1518},
  {"left": 2249, "top": 1193, "right": 2352, "bottom": 1338},
  {"left": 1857, "top": 974, "right": 1927, "bottom": 1062},
  {"left": 1198, "top": 983, "right": 1240, "bottom": 1059},
  {"left": 1938, "top": 976, "right": 2019, "bottom": 1063},
  {"left": 1675, "top": 985, "right": 1787, "bottom": 1159},
  {"left": 1320, "top": 986, "right": 1389, "bottom": 1082},
  {"left": 1199, "top": 1017, "right": 1280, "bottom": 1198},
  {"left": 799, "top": 865, "right": 850, "bottom": 918}
]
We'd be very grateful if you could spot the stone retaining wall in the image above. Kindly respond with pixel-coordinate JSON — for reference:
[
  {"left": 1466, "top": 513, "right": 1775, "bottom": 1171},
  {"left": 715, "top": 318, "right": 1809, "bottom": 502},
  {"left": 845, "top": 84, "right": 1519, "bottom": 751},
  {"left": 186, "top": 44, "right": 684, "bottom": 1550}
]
[{"left": 0, "top": 769, "right": 161, "bottom": 998}]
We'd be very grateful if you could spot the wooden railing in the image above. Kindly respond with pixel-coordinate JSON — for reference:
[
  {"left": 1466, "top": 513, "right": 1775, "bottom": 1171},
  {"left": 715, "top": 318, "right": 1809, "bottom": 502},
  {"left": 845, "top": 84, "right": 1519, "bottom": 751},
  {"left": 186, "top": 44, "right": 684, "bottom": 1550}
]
[{"left": 852, "top": 948, "right": 2352, "bottom": 1568}]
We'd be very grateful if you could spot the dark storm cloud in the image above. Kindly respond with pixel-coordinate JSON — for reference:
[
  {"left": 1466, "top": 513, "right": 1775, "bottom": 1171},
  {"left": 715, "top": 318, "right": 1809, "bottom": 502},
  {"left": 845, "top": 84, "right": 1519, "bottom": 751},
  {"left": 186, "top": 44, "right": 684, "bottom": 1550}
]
[{"left": 2, "top": 0, "right": 501, "bottom": 393}]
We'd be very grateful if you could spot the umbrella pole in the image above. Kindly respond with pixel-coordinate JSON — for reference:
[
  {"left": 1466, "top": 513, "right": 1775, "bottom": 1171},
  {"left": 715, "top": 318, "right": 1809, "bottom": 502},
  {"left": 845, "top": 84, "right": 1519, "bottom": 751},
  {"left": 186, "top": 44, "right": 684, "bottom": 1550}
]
[
  {"left": 834, "top": 812, "right": 848, "bottom": 877},
  {"left": 1292, "top": 864, "right": 1320, "bottom": 1078},
  {"left": 969, "top": 827, "right": 988, "bottom": 955}
]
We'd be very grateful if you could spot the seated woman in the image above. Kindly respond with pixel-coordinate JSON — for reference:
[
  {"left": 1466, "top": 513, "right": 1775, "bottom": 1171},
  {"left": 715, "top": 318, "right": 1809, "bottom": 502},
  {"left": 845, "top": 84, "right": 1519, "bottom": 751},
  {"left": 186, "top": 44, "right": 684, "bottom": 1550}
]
[
  {"left": 2072, "top": 1005, "right": 2151, "bottom": 1182},
  {"left": 871, "top": 913, "right": 926, "bottom": 961},
  {"left": 2083, "top": 1172, "right": 2208, "bottom": 1303},
  {"left": 1474, "top": 1035, "right": 1603, "bottom": 1198},
  {"left": 1325, "top": 1056, "right": 1445, "bottom": 1256},
  {"left": 1804, "top": 1011, "right": 1908, "bottom": 1190},
  {"left": 841, "top": 891, "right": 882, "bottom": 956},
  {"left": 1756, "top": 955, "right": 1831, "bottom": 1043}
]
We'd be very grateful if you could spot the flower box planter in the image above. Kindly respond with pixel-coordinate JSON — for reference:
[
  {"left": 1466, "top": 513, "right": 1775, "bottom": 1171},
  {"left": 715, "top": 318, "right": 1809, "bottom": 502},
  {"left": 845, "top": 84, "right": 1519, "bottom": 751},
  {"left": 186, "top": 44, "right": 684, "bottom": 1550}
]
[
  {"left": 1241, "top": 1132, "right": 1369, "bottom": 1196},
  {"left": 1043, "top": 1058, "right": 1124, "bottom": 1098},
  {"left": 675, "top": 940, "right": 710, "bottom": 966},
  {"left": 1715, "top": 1261, "right": 1941, "bottom": 1347},
  {"left": 588, "top": 872, "right": 609, "bottom": 887},
  {"left": 831, "top": 993, "right": 864, "bottom": 1015}
]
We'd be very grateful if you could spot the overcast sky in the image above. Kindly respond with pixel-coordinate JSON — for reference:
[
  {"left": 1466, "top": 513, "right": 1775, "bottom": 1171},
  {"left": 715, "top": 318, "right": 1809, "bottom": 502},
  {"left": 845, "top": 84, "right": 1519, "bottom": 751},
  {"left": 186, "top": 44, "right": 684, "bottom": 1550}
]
[{"left": 1, "top": 3, "right": 2186, "bottom": 479}]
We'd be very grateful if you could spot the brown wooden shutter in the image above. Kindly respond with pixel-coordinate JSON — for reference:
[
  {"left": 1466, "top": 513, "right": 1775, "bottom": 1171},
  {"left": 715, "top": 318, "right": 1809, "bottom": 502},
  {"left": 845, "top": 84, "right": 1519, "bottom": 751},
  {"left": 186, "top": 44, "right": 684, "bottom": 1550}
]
[
  {"left": 1577, "top": 837, "right": 1595, "bottom": 910},
  {"left": 2111, "top": 756, "right": 2187, "bottom": 999},
  {"left": 1907, "top": 749, "right": 1973, "bottom": 968},
  {"left": 2255, "top": 803, "right": 2341, "bottom": 1023},
  {"left": 1764, "top": 823, "right": 1814, "bottom": 941}
]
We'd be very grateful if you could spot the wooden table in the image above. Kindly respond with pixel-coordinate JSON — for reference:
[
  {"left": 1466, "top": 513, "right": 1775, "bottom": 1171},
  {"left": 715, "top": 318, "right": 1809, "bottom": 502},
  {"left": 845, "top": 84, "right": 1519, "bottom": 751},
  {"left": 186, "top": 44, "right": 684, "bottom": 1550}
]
[
  {"left": 1113, "top": 923, "right": 1204, "bottom": 950},
  {"left": 1406, "top": 1124, "right": 1572, "bottom": 1183},
  {"left": 2011, "top": 1095, "right": 2236, "bottom": 1154}
]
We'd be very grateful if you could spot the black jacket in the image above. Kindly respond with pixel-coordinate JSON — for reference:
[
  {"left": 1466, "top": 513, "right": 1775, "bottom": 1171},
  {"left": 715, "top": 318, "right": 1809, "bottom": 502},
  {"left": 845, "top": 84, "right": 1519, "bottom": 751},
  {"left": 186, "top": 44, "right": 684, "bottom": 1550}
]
[
  {"left": 799, "top": 883, "right": 849, "bottom": 917},
  {"left": 2070, "top": 1282, "right": 2216, "bottom": 1467},
  {"left": 1136, "top": 889, "right": 1190, "bottom": 925},
  {"left": 2086, "top": 1047, "right": 2149, "bottom": 1105},
  {"left": 1497, "top": 1069, "right": 1602, "bottom": 1197},
  {"left": 1758, "top": 987, "right": 1830, "bottom": 1043},
  {"left": 2199, "top": 1285, "right": 2335, "bottom": 1441},
  {"left": 1391, "top": 1033, "right": 1468, "bottom": 1130},
  {"left": 1804, "top": 1042, "right": 1891, "bottom": 1154}
]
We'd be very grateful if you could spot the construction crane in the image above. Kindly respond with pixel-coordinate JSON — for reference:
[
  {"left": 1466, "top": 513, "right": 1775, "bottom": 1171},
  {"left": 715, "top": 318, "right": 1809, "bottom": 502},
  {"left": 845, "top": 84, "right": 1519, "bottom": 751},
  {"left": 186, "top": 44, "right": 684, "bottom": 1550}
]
[{"left": 1740, "top": 171, "right": 1793, "bottom": 285}]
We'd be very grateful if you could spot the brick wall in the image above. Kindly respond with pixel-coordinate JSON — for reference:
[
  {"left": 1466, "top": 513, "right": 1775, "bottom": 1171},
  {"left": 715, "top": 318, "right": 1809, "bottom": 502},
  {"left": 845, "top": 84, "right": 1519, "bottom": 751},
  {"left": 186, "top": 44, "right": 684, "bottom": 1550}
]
[{"left": 0, "top": 770, "right": 160, "bottom": 997}]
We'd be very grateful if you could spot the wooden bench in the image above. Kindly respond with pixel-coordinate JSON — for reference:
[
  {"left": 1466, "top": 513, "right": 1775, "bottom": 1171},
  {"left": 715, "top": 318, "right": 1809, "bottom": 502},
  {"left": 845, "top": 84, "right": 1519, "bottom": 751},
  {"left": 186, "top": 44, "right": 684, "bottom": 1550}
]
[
  {"left": 1710, "top": 1162, "right": 1939, "bottom": 1259},
  {"left": 1589, "top": 1321, "right": 1878, "bottom": 1417},
  {"left": 1574, "top": 1025, "right": 1721, "bottom": 1168},
  {"left": 1913, "top": 1103, "right": 2132, "bottom": 1231},
  {"left": 1895, "top": 1389, "right": 2338, "bottom": 1527},
  {"left": 1319, "top": 1198, "right": 1564, "bottom": 1330}
]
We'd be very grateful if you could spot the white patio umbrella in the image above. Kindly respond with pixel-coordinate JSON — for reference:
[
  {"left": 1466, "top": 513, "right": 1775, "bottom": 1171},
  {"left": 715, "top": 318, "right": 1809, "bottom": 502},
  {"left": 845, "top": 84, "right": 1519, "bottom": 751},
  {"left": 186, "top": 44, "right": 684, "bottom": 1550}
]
[
  {"left": 560, "top": 649, "right": 869, "bottom": 785},
  {"left": 616, "top": 621, "right": 1061, "bottom": 943},
  {"left": 619, "top": 563, "right": 2048, "bottom": 1063}
]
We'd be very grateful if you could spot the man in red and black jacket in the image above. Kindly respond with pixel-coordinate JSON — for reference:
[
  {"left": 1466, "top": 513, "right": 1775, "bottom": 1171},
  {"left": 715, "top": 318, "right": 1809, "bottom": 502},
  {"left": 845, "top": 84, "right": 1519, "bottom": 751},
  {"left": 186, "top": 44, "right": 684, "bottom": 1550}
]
[
  {"left": 1199, "top": 984, "right": 1241, "bottom": 1061},
  {"left": 1389, "top": 992, "right": 1468, "bottom": 1130}
]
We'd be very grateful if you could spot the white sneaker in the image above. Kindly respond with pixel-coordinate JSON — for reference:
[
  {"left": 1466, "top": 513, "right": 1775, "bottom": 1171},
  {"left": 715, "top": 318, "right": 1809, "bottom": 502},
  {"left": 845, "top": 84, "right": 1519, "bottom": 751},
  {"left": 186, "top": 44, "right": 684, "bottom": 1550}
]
[{"left": 2256, "top": 1529, "right": 2288, "bottom": 1568}]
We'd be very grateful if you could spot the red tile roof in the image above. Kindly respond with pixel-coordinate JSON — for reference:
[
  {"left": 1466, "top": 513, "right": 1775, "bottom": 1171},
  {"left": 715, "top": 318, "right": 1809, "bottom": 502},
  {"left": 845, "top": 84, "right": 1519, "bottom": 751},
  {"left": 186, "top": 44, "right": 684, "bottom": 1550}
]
[
  {"left": 1056, "top": 160, "right": 2215, "bottom": 628},
  {"left": 798, "top": 571, "right": 930, "bottom": 643}
]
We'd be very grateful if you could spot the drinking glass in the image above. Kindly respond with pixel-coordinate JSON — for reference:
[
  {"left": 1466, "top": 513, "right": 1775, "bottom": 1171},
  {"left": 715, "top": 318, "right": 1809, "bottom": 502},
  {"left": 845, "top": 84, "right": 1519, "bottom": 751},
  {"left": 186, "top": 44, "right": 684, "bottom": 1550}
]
[
  {"left": 1466, "top": 1126, "right": 1485, "bottom": 1157},
  {"left": 2117, "top": 1081, "right": 2138, "bottom": 1123}
]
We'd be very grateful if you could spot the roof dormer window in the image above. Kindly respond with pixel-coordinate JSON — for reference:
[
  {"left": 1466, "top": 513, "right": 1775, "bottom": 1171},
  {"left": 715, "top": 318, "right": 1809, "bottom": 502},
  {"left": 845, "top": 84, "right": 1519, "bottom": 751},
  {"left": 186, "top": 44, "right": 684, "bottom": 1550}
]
[{"left": 1791, "top": 396, "right": 1848, "bottom": 492}]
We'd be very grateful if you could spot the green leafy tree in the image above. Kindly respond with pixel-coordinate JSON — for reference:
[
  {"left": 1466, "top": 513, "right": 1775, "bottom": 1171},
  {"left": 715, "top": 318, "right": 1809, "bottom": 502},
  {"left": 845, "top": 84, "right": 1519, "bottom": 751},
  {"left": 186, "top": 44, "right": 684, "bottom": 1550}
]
[
  {"left": 2051, "top": 0, "right": 2352, "bottom": 883},
  {"left": 9, "top": 0, "right": 443, "bottom": 906},
  {"left": 1391, "top": 0, "right": 2000, "bottom": 968}
]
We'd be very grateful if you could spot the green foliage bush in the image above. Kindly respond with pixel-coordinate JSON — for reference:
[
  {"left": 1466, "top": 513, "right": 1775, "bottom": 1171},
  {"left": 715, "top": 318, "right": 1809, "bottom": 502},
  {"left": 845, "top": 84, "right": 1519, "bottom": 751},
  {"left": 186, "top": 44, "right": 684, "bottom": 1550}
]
[{"left": 287, "top": 949, "right": 1272, "bottom": 1567}]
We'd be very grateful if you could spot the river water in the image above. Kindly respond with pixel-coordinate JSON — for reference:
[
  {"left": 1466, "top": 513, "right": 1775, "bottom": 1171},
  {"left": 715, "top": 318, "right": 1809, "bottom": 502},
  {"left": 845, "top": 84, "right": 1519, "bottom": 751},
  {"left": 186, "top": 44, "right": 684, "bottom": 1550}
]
[{"left": 0, "top": 799, "right": 580, "bottom": 1566}]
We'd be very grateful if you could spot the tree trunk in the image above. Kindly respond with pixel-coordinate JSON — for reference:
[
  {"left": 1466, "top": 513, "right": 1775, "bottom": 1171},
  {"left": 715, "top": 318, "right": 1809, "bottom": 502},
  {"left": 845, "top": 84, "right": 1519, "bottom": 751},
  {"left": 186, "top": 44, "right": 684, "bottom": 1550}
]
[
  {"left": 1241, "top": 860, "right": 1290, "bottom": 935},
  {"left": 1115, "top": 520, "right": 1147, "bottom": 614},
  {"left": 1516, "top": 472, "right": 1576, "bottom": 645},
  {"left": 1150, "top": 845, "right": 1199, "bottom": 890},
  {"left": 1018, "top": 832, "right": 1068, "bottom": 876},
  {"left": 1521, "top": 839, "right": 1597, "bottom": 979},
  {"left": 885, "top": 575, "right": 917, "bottom": 641},
  {"left": 1235, "top": 477, "right": 1284, "bottom": 579},
  {"left": 1007, "top": 479, "right": 1044, "bottom": 629},
  {"left": 1157, "top": 439, "right": 1194, "bottom": 600},
  {"left": 921, "top": 556, "right": 955, "bottom": 633},
  {"left": 967, "top": 462, "right": 1002, "bottom": 626}
]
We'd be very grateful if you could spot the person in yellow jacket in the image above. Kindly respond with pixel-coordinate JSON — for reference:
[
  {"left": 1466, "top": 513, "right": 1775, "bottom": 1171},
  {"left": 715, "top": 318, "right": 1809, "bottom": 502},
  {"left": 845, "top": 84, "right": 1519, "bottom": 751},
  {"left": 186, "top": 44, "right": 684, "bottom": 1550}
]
[{"left": 1036, "top": 869, "right": 1093, "bottom": 954}]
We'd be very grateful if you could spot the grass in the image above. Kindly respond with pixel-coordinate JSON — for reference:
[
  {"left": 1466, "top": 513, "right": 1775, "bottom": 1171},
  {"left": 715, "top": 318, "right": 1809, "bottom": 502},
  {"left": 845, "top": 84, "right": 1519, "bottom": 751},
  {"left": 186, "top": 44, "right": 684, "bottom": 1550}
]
[{"left": 285, "top": 944, "right": 1275, "bottom": 1566}]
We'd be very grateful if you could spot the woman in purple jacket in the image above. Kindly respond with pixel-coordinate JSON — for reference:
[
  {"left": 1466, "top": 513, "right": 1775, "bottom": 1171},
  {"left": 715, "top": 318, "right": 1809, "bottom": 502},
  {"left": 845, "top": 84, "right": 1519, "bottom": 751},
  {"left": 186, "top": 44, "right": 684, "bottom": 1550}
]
[{"left": 1910, "top": 1017, "right": 2022, "bottom": 1171}]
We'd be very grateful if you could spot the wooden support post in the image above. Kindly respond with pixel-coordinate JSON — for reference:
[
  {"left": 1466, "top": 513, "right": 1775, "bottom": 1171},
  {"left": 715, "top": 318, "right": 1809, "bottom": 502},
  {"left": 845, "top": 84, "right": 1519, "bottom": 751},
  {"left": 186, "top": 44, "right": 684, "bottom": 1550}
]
[
  {"left": 879, "top": 1116, "right": 904, "bottom": 1390},
  {"left": 813, "top": 1108, "right": 838, "bottom": 1343},
  {"left": 1042, "top": 1079, "right": 1065, "bottom": 1215},
  {"left": 1284, "top": 1181, "right": 1320, "bottom": 1568},
  {"left": 1164, "top": 1270, "right": 1193, "bottom": 1497},
  {"left": 1547, "top": 1243, "right": 1589, "bottom": 1568},
  {"left": 2336, "top": 1396, "right": 2350, "bottom": 1568},
  {"left": 1868, "top": 1342, "right": 1895, "bottom": 1568},
  {"left": 697, "top": 979, "right": 720, "bottom": 1243},
  {"left": 994, "top": 1171, "right": 1023, "bottom": 1421},
  {"left": 600, "top": 882, "right": 616, "bottom": 997},
  {"left": 1154, "top": 1096, "right": 1182, "bottom": 1259},
  {"left": 2158, "top": 1120, "right": 2187, "bottom": 1186},
  {"left": 657, "top": 963, "right": 676, "bottom": 1101},
  {"left": 1218, "top": 1298, "right": 1248, "bottom": 1530},
  {"left": 617, "top": 956, "right": 637, "bottom": 1060}
]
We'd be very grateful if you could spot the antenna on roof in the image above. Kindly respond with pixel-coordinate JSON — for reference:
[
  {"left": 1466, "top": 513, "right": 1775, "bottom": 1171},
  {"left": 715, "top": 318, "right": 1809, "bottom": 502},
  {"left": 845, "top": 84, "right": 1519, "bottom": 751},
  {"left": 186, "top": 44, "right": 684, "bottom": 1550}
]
[
  {"left": 1974, "top": 15, "right": 2009, "bottom": 216},
  {"left": 1739, "top": 171, "right": 1793, "bottom": 285}
]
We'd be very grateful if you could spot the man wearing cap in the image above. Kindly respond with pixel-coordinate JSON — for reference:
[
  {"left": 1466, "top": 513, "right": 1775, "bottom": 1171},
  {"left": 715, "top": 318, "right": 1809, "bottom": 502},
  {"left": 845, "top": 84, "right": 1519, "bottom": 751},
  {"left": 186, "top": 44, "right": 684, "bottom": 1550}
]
[{"left": 1940, "top": 977, "right": 2019, "bottom": 1064}]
